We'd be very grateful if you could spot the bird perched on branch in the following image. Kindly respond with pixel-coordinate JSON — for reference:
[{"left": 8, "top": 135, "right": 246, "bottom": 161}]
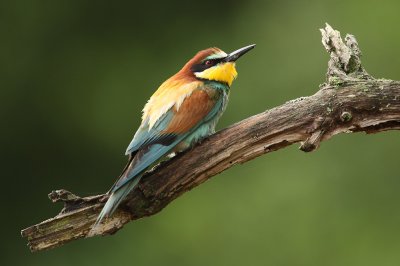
[{"left": 93, "top": 44, "right": 255, "bottom": 229}]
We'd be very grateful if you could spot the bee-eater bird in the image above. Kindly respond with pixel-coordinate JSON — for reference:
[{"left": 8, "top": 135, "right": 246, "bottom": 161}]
[{"left": 93, "top": 44, "right": 255, "bottom": 228}]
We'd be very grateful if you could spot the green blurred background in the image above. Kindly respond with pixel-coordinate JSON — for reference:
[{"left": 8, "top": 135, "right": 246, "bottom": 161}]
[{"left": 2, "top": 0, "right": 400, "bottom": 265}]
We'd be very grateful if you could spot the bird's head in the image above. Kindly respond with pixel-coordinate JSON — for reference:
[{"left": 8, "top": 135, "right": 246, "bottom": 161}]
[{"left": 180, "top": 44, "right": 255, "bottom": 86}]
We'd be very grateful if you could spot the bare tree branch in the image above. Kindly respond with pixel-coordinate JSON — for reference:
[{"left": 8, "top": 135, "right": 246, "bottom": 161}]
[{"left": 21, "top": 24, "right": 400, "bottom": 252}]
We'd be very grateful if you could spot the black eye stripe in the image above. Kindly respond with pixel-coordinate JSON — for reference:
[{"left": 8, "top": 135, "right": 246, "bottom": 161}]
[
  {"left": 191, "top": 64, "right": 208, "bottom": 73},
  {"left": 202, "top": 58, "right": 221, "bottom": 65},
  {"left": 191, "top": 58, "right": 224, "bottom": 72}
]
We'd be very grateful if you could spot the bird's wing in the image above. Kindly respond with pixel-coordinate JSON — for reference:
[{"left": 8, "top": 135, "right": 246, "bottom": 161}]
[
  {"left": 124, "top": 117, "right": 177, "bottom": 156},
  {"left": 125, "top": 80, "right": 202, "bottom": 155},
  {"left": 111, "top": 87, "right": 223, "bottom": 193}
]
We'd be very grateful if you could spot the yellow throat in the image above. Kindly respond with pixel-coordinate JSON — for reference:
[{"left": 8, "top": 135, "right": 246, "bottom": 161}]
[{"left": 195, "top": 62, "right": 238, "bottom": 86}]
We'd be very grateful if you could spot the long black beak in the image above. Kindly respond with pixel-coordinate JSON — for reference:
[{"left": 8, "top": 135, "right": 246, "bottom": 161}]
[{"left": 224, "top": 44, "right": 256, "bottom": 62}]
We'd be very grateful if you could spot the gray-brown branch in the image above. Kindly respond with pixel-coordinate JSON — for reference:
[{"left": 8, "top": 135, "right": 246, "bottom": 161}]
[{"left": 21, "top": 24, "right": 400, "bottom": 252}]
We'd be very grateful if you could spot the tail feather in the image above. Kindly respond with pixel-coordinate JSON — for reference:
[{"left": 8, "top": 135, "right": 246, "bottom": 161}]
[
  {"left": 90, "top": 141, "right": 184, "bottom": 234},
  {"left": 92, "top": 177, "right": 141, "bottom": 229}
]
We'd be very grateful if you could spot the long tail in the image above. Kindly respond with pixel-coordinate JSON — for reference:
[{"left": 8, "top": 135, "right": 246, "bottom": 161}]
[
  {"left": 89, "top": 154, "right": 141, "bottom": 234},
  {"left": 90, "top": 143, "right": 182, "bottom": 234},
  {"left": 93, "top": 176, "right": 142, "bottom": 228}
]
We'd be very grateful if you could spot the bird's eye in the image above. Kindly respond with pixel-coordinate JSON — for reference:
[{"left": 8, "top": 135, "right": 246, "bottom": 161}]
[{"left": 205, "top": 60, "right": 213, "bottom": 66}]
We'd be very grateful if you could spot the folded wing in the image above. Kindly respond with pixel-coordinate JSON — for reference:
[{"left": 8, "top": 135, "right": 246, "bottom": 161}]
[{"left": 111, "top": 87, "right": 222, "bottom": 194}]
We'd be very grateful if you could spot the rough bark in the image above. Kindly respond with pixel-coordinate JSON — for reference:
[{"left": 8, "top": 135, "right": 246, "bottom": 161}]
[{"left": 21, "top": 24, "right": 400, "bottom": 252}]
